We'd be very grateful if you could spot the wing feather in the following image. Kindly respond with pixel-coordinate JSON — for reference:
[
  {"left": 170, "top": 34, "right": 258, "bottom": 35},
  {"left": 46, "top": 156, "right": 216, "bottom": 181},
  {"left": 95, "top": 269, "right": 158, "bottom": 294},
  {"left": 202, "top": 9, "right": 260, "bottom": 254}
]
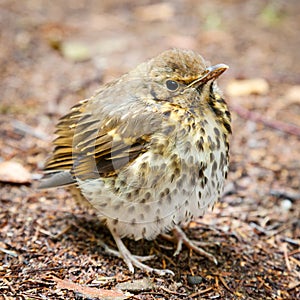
[{"left": 41, "top": 79, "right": 162, "bottom": 187}]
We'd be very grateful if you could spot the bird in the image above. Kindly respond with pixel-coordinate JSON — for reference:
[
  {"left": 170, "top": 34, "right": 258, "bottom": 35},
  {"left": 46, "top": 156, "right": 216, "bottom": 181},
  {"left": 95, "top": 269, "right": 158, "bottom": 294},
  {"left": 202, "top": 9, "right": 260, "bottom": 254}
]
[{"left": 39, "top": 49, "right": 231, "bottom": 275}]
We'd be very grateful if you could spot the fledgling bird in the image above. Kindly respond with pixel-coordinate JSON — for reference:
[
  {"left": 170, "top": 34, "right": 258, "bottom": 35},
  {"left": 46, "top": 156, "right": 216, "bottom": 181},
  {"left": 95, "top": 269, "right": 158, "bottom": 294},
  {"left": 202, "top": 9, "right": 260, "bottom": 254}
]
[{"left": 39, "top": 49, "right": 231, "bottom": 275}]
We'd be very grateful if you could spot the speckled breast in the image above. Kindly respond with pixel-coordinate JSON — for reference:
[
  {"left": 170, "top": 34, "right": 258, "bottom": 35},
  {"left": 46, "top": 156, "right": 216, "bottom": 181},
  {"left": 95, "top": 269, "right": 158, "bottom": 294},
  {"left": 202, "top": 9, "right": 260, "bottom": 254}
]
[{"left": 78, "top": 111, "right": 229, "bottom": 241}]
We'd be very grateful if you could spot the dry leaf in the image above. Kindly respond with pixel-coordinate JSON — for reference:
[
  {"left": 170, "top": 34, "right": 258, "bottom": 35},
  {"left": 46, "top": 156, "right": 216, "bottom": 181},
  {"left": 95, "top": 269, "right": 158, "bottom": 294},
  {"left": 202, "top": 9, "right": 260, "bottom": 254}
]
[
  {"left": 134, "top": 3, "right": 174, "bottom": 21},
  {"left": 53, "top": 277, "right": 131, "bottom": 300},
  {"left": 285, "top": 85, "right": 300, "bottom": 102},
  {"left": 0, "top": 161, "right": 31, "bottom": 184},
  {"left": 61, "top": 41, "right": 91, "bottom": 62},
  {"left": 226, "top": 78, "right": 269, "bottom": 96}
]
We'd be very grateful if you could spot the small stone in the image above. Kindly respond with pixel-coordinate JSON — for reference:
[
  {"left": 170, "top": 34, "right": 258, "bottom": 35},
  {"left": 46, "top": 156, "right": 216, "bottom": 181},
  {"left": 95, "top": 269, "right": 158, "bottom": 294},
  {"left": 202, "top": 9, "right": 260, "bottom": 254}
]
[
  {"left": 187, "top": 275, "right": 203, "bottom": 285},
  {"left": 61, "top": 41, "right": 91, "bottom": 62},
  {"left": 280, "top": 199, "right": 292, "bottom": 211}
]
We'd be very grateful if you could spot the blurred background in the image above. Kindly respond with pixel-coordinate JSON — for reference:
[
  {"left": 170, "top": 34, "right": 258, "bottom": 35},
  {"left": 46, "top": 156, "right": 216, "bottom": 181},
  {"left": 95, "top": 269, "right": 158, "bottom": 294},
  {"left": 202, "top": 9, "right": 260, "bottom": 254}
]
[
  {"left": 1, "top": 0, "right": 299, "bottom": 114},
  {"left": 1, "top": 0, "right": 299, "bottom": 298}
]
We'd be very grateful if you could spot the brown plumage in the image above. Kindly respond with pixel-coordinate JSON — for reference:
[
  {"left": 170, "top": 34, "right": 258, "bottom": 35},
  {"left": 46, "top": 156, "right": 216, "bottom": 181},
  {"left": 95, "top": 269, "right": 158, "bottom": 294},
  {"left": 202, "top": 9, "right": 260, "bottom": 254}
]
[{"left": 40, "top": 49, "right": 231, "bottom": 275}]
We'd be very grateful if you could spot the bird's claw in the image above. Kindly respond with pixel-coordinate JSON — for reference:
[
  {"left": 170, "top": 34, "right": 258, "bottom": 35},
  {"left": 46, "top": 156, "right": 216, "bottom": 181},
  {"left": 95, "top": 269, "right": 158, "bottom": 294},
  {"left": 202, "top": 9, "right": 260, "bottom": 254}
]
[{"left": 171, "top": 226, "right": 218, "bottom": 265}]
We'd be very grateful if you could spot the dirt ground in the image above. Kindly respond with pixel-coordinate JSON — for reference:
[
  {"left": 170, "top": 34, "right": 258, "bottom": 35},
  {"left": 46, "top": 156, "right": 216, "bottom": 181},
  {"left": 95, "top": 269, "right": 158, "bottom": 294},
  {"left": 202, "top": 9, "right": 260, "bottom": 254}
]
[{"left": 0, "top": 1, "right": 299, "bottom": 299}]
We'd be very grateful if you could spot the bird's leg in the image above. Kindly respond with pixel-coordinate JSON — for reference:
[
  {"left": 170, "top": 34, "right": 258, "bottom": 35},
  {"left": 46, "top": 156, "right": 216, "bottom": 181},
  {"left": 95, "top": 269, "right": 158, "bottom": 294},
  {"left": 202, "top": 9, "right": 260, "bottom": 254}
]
[
  {"left": 108, "top": 230, "right": 174, "bottom": 276},
  {"left": 166, "top": 226, "right": 218, "bottom": 265},
  {"left": 96, "top": 238, "right": 154, "bottom": 262}
]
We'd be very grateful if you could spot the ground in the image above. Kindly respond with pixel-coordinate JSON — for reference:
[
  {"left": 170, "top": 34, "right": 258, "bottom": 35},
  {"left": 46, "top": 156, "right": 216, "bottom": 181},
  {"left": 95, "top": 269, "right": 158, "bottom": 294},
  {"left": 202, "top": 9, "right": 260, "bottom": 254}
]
[{"left": 0, "top": 0, "right": 299, "bottom": 299}]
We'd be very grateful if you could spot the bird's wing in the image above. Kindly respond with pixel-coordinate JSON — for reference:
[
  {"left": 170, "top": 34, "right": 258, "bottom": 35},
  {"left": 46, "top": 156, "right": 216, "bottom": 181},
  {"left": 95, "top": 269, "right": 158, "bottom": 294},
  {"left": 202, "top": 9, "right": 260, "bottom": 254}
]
[{"left": 40, "top": 79, "right": 163, "bottom": 188}]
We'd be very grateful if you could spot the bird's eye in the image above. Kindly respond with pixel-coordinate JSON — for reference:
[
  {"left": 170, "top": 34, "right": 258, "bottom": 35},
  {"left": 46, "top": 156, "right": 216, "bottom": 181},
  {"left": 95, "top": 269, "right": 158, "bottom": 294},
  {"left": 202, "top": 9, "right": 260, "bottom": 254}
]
[{"left": 165, "top": 80, "right": 179, "bottom": 91}]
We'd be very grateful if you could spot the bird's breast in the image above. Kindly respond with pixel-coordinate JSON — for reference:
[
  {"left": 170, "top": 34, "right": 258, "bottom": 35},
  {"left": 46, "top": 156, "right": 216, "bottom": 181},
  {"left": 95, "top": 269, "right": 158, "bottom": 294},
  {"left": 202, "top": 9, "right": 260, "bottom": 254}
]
[{"left": 78, "top": 111, "right": 229, "bottom": 241}]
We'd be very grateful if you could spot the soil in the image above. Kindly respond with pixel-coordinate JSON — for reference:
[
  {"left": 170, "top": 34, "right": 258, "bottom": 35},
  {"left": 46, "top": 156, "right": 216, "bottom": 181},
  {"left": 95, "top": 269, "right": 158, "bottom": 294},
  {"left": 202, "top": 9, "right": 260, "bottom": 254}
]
[{"left": 1, "top": 1, "right": 299, "bottom": 299}]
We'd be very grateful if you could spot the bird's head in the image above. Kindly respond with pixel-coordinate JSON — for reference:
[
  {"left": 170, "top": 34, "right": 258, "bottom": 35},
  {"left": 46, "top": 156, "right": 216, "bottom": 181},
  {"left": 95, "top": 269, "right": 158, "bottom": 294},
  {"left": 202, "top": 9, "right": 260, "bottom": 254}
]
[{"left": 131, "top": 49, "right": 231, "bottom": 133}]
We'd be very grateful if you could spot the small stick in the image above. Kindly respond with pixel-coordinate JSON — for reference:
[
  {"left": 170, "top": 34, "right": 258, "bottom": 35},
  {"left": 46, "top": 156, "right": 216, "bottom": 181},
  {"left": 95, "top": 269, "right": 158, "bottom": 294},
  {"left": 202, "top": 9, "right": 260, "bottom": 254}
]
[{"left": 231, "top": 104, "right": 300, "bottom": 137}]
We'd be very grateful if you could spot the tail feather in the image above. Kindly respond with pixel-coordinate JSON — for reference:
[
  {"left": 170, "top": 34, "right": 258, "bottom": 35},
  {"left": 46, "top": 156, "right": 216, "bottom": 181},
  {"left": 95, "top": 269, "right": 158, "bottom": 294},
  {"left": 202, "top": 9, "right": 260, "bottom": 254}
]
[{"left": 38, "top": 171, "right": 76, "bottom": 189}]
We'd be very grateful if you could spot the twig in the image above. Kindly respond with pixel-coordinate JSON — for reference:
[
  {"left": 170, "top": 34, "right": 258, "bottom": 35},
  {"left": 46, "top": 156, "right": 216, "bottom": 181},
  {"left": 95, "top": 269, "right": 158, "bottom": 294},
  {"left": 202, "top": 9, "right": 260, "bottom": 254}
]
[
  {"left": 189, "top": 287, "right": 213, "bottom": 297},
  {"left": 281, "top": 243, "right": 292, "bottom": 272},
  {"left": 11, "top": 120, "right": 48, "bottom": 140},
  {"left": 159, "top": 286, "right": 188, "bottom": 296},
  {"left": 2, "top": 278, "right": 16, "bottom": 294},
  {"left": 270, "top": 190, "right": 300, "bottom": 201},
  {"left": 219, "top": 276, "right": 235, "bottom": 294},
  {"left": 231, "top": 104, "right": 300, "bottom": 137},
  {"left": 280, "top": 237, "right": 300, "bottom": 247},
  {"left": 18, "top": 294, "right": 45, "bottom": 300},
  {"left": 0, "top": 247, "right": 18, "bottom": 257},
  {"left": 24, "top": 265, "right": 81, "bottom": 274}
]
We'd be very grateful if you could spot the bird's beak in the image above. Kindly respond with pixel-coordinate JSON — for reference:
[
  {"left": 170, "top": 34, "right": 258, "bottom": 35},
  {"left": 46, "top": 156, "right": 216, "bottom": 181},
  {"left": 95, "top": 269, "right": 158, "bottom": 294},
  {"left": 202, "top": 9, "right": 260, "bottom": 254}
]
[{"left": 189, "top": 64, "right": 229, "bottom": 87}]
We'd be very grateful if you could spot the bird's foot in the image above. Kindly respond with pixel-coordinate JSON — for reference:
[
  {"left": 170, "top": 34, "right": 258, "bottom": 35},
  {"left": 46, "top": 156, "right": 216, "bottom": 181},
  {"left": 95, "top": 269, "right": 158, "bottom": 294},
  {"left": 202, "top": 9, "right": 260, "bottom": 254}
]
[
  {"left": 162, "top": 225, "right": 218, "bottom": 265},
  {"left": 104, "top": 231, "right": 174, "bottom": 276},
  {"left": 97, "top": 239, "right": 154, "bottom": 261}
]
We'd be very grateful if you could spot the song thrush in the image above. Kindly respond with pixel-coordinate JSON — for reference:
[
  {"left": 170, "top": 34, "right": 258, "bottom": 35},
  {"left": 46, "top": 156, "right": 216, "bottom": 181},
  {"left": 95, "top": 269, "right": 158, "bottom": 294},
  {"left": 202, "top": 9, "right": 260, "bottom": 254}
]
[{"left": 39, "top": 49, "right": 231, "bottom": 275}]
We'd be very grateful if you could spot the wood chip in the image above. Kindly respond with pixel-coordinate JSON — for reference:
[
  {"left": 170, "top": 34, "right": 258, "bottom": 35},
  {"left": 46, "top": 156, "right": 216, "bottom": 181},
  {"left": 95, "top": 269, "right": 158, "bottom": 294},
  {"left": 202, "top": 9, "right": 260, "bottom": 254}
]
[{"left": 115, "top": 278, "right": 154, "bottom": 291}]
